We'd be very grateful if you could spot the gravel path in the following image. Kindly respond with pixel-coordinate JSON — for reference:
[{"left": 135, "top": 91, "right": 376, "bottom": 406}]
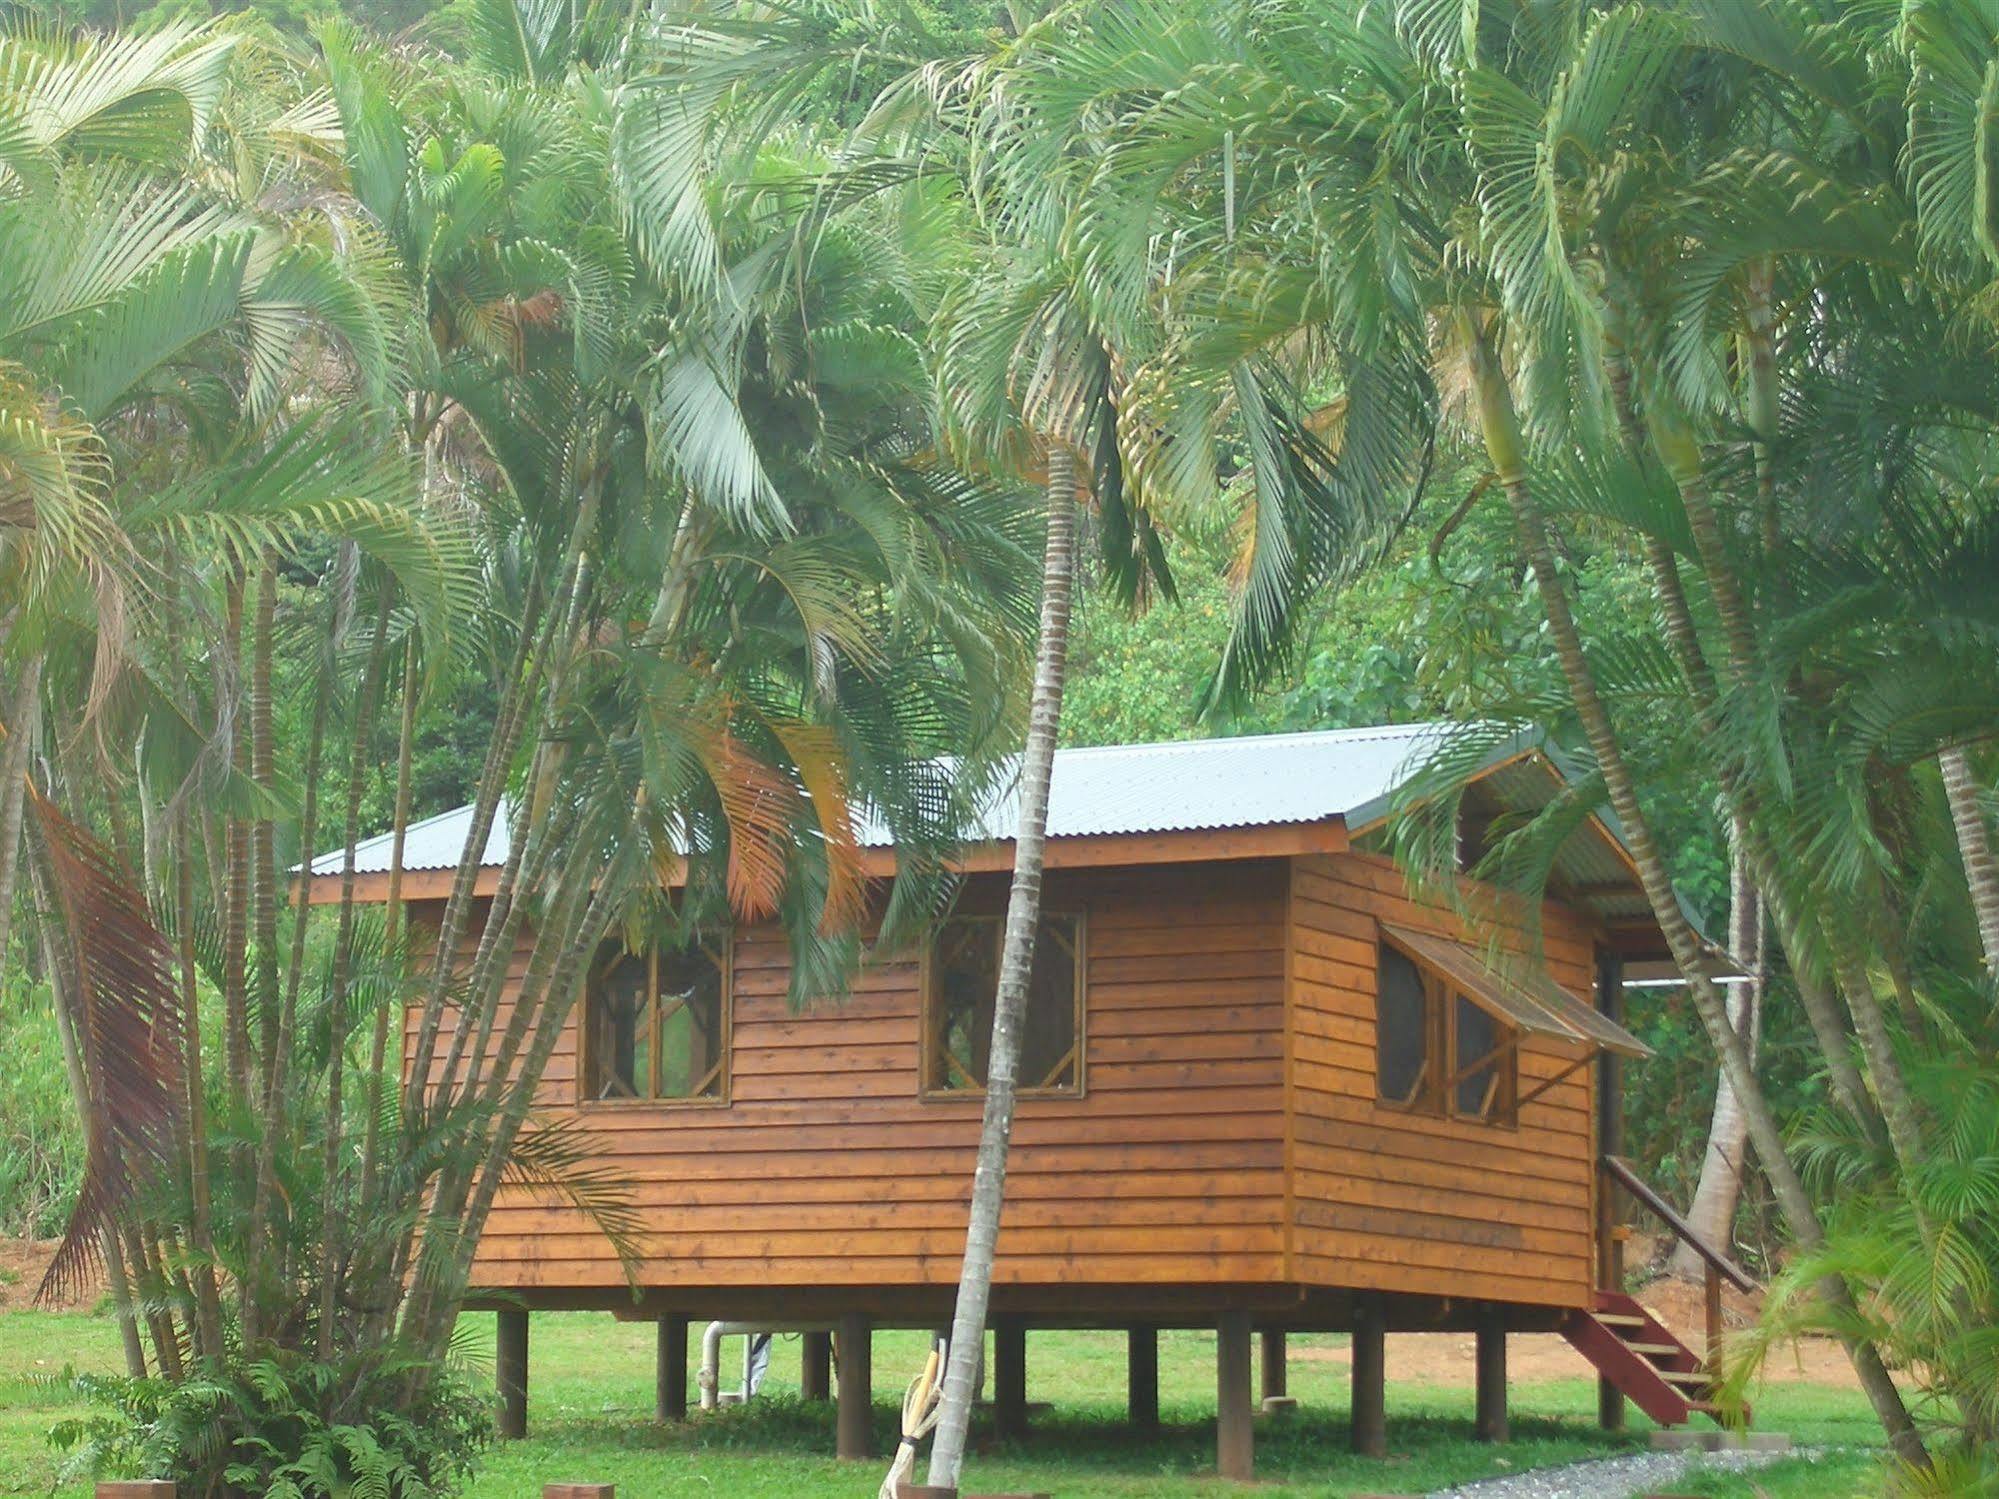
[{"left": 1429, "top": 1445, "right": 1806, "bottom": 1499}]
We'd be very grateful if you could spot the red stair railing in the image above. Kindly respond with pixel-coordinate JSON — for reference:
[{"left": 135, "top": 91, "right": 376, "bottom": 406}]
[{"left": 1599, "top": 1154, "right": 1756, "bottom": 1375}]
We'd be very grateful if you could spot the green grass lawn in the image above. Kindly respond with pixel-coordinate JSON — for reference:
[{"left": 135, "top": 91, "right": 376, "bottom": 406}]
[{"left": 0, "top": 1306, "right": 1891, "bottom": 1497}]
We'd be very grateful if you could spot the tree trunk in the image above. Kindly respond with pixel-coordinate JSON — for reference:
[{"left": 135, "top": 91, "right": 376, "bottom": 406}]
[
  {"left": 0, "top": 653, "right": 44, "bottom": 987},
  {"left": 1463, "top": 317, "right": 1927, "bottom": 1466},
  {"left": 1670, "top": 832, "right": 1761, "bottom": 1279},
  {"left": 1941, "top": 744, "right": 1999, "bottom": 975},
  {"left": 923, "top": 444, "right": 1078, "bottom": 1491}
]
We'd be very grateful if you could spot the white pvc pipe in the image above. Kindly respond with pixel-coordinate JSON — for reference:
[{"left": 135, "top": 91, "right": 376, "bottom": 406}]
[{"left": 697, "top": 1321, "right": 837, "bottom": 1410}]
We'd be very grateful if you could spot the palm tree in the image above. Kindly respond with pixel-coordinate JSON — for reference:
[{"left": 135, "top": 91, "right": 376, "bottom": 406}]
[
  {"left": 1013, "top": 0, "right": 1960, "bottom": 1460},
  {"left": 28, "top": 22, "right": 1033, "bottom": 1490}
]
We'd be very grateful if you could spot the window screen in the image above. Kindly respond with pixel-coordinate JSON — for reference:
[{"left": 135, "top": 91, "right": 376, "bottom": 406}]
[
  {"left": 586, "top": 943, "right": 726, "bottom": 1102},
  {"left": 1452, "top": 993, "right": 1507, "bottom": 1119},
  {"left": 928, "top": 914, "right": 1081, "bottom": 1094},
  {"left": 1376, "top": 934, "right": 1517, "bottom": 1124},
  {"left": 1376, "top": 942, "right": 1432, "bottom": 1107}
]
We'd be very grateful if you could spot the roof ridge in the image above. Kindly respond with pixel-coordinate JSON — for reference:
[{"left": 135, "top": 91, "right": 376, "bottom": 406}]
[{"left": 1050, "top": 721, "right": 1446, "bottom": 760}]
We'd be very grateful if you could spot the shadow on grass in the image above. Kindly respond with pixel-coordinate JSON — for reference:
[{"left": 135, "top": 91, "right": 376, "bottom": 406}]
[{"left": 519, "top": 1393, "right": 1634, "bottom": 1484}]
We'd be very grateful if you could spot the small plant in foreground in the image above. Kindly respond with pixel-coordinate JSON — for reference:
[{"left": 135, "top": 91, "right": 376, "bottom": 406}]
[{"left": 51, "top": 1345, "right": 491, "bottom": 1499}]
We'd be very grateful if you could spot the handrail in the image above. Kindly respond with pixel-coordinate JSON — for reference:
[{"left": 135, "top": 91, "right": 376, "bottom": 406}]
[{"left": 1600, "top": 1155, "right": 1757, "bottom": 1294}]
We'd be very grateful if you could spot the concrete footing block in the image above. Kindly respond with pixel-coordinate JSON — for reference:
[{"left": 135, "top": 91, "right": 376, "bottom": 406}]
[
  {"left": 1648, "top": 1429, "right": 1791, "bottom": 1453},
  {"left": 1260, "top": 1395, "right": 1301, "bottom": 1417}
]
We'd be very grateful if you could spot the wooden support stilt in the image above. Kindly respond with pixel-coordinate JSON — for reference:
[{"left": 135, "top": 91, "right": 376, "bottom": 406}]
[
  {"left": 994, "top": 1319, "right": 1028, "bottom": 1442},
  {"left": 801, "top": 1330, "right": 831, "bottom": 1402},
  {"left": 1350, "top": 1297, "right": 1386, "bottom": 1458},
  {"left": 1596, "top": 949, "right": 1628, "bottom": 1434},
  {"left": 655, "top": 1315, "right": 688, "bottom": 1423},
  {"left": 1260, "top": 1330, "right": 1287, "bottom": 1403},
  {"left": 1475, "top": 1306, "right": 1508, "bottom": 1443},
  {"left": 836, "top": 1311, "right": 872, "bottom": 1460},
  {"left": 496, "top": 1308, "right": 529, "bottom": 1440},
  {"left": 1216, "top": 1310, "right": 1254, "bottom": 1481},
  {"left": 1128, "top": 1326, "right": 1159, "bottom": 1432}
]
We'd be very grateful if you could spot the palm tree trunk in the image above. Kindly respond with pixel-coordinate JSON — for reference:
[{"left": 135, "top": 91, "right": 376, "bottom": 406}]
[
  {"left": 1940, "top": 744, "right": 1999, "bottom": 974},
  {"left": 318, "top": 593, "right": 392, "bottom": 1358},
  {"left": 925, "top": 443, "right": 1078, "bottom": 1491},
  {"left": 0, "top": 653, "right": 44, "bottom": 986},
  {"left": 1648, "top": 406, "right": 1926, "bottom": 1173},
  {"left": 243, "top": 554, "right": 285, "bottom": 1348},
  {"left": 359, "top": 637, "right": 418, "bottom": 1210},
  {"left": 1600, "top": 336, "right": 1877, "bottom": 1135},
  {"left": 1670, "top": 832, "right": 1761, "bottom": 1279},
  {"left": 1463, "top": 318, "right": 1927, "bottom": 1465}
]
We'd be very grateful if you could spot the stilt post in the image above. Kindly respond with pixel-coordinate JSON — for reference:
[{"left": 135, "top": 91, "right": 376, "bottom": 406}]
[
  {"left": 1128, "top": 1326, "right": 1159, "bottom": 1432},
  {"left": 1260, "top": 1330, "right": 1287, "bottom": 1403},
  {"left": 836, "top": 1311, "right": 872, "bottom": 1460},
  {"left": 656, "top": 1315, "right": 688, "bottom": 1423},
  {"left": 801, "top": 1329, "right": 832, "bottom": 1402},
  {"left": 1474, "top": 1305, "right": 1508, "bottom": 1443},
  {"left": 1350, "top": 1296, "right": 1386, "bottom": 1458},
  {"left": 994, "top": 1318, "right": 1028, "bottom": 1442},
  {"left": 496, "top": 1308, "right": 529, "bottom": 1440},
  {"left": 1595, "top": 949, "right": 1627, "bottom": 1434},
  {"left": 1216, "top": 1309, "right": 1254, "bottom": 1481}
]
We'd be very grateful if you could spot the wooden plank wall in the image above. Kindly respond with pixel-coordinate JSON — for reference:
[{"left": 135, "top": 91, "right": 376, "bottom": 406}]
[
  {"left": 1286, "top": 851, "right": 1599, "bottom": 1308},
  {"left": 441, "top": 861, "right": 1293, "bottom": 1295}
]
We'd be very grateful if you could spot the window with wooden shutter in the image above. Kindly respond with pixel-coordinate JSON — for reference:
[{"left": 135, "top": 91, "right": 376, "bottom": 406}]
[
  {"left": 1374, "top": 931, "right": 1517, "bottom": 1124},
  {"left": 923, "top": 913, "right": 1083, "bottom": 1096},
  {"left": 584, "top": 942, "right": 729, "bottom": 1104}
]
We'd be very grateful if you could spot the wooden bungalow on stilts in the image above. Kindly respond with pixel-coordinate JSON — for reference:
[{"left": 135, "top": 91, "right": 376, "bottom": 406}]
[{"left": 312, "top": 723, "right": 1752, "bottom": 1481}]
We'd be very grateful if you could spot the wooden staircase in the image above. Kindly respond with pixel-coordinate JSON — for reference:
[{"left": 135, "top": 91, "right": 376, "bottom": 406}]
[
  {"left": 1562, "top": 1289, "right": 1746, "bottom": 1428},
  {"left": 1577, "top": 1155, "right": 1759, "bottom": 1431}
]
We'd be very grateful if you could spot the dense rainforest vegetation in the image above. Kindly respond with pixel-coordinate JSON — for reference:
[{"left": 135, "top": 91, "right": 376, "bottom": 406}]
[{"left": 2, "top": 0, "right": 1997, "bottom": 1492}]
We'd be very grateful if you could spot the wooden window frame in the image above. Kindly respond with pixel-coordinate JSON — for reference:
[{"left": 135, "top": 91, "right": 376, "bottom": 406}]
[
  {"left": 918, "top": 910, "right": 1087, "bottom": 1101},
  {"left": 578, "top": 939, "right": 733, "bottom": 1109},
  {"left": 1374, "top": 927, "right": 1518, "bottom": 1128}
]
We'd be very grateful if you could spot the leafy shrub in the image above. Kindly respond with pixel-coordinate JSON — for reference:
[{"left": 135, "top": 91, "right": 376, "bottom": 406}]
[
  {"left": 0, "top": 969, "right": 83, "bottom": 1238},
  {"left": 52, "top": 1345, "right": 491, "bottom": 1499}
]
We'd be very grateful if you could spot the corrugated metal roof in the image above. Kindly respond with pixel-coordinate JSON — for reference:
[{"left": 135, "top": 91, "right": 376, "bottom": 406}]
[
  {"left": 308, "top": 800, "right": 510, "bottom": 876},
  {"left": 311, "top": 721, "right": 1533, "bottom": 877}
]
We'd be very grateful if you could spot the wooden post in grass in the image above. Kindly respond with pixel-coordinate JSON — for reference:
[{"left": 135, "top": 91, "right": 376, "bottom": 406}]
[
  {"left": 544, "top": 1486, "right": 614, "bottom": 1498},
  {"left": 656, "top": 1315, "right": 688, "bottom": 1423},
  {"left": 836, "top": 1310, "right": 872, "bottom": 1459},
  {"left": 1596, "top": 950, "right": 1627, "bottom": 1435},
  {"left": 1128, "top": 1326, "right": 1159, "bottom": 1432},
  {"left": 1474, "top": 1305, "right": 1508, "bottom": 1443},
  {"left": 1260, "top": 1331, "right": 1287, "bottom": 1403},
  {"left": 801, "top": 1330, "right": 832, "bottom": 1402},
  {"left": 994, "top": 1319, "right": 1028, "bottom": 1442},
  {"left": 497, "top": 1308, "right": 529, "bottom": 1440},
  {"left": 1350, "top": 1296, "right": 1386, "bottom": 1458},
  {"left": 1216, "top": 1309, "right": 1254, "bottom": 1481}
]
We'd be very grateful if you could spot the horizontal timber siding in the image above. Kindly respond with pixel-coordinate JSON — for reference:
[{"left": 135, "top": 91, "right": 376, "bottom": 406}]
[
  {"left": 1285, "top": 852, "right": 1599, "bottom": 1309},
  {"left": 434, "top": 862, "right": 1291, "bottom": 1295}
]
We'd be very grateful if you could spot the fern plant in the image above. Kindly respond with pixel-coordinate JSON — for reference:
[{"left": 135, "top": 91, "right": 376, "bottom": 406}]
[{"left": 52, "top": 1346, "right": 489, "bottom": 1499}]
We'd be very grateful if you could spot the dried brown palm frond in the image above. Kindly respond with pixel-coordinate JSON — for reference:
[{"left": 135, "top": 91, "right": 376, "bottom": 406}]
[{"left": 27, "top": 782, "right": 187, "bottom": 1305}]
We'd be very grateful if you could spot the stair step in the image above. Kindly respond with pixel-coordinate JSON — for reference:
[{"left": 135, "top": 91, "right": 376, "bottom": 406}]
[
  {"left": 1657, "top": 1369, "right": 1714, "bottom": 1386},
  {"left": 1595, "top": 1313, "right": 1647, "bottom": 1327},
  {"left": 1626, "top": 1342, "right": 1683, "bottom": 1357}
]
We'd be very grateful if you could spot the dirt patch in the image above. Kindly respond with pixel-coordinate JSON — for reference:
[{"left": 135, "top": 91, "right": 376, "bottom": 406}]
[
  {"left": 0, "top": 1236, "right": 99, "bottom": 1312},
  {"left": 1304, "top": 1275, "right": 1855, "bottom": 1389}
]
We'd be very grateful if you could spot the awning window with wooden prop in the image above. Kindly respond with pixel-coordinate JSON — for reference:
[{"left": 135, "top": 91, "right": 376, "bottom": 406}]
[{"left": 1378, "top": 924, "right": 1651, "bottom": 1125}]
